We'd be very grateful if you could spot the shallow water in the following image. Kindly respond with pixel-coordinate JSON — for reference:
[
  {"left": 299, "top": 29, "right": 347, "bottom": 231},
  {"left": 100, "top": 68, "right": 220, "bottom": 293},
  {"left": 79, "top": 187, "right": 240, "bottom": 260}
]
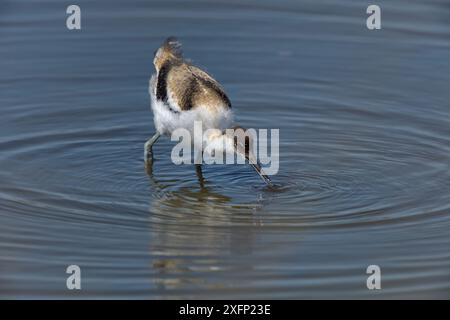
[{"left": 1, "top": 0, "right": 450, "bottom": 299}]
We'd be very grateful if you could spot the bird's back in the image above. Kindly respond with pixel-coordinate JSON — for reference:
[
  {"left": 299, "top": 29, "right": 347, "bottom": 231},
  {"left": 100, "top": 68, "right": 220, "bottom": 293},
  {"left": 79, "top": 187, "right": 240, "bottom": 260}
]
[
  {"left": 163, "top": 62, "right": 231, "bottom": 113},
  {"left": 151, "top": 37, "right": 233, "bottom": 135}
]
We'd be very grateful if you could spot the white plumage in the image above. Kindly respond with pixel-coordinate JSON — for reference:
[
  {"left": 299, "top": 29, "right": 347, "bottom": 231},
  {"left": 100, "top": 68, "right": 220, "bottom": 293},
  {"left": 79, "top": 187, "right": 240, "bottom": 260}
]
[
  {"left": 148, "top": 75, "right": 234, "bottom": 138},
  {"left": 144, "top": 37, "right": 272, "bottom": 185}
]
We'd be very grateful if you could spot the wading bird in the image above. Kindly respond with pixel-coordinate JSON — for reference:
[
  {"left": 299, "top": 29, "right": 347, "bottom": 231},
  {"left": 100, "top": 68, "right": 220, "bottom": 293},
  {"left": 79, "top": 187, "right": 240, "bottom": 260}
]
[{"left": 145, "top": 37, "right": 271, "bottom": 185}]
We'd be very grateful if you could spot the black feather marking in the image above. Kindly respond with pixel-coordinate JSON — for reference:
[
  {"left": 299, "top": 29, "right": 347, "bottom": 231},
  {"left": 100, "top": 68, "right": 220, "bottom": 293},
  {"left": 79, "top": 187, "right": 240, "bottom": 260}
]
[
  {"left": 156, "top": 62, "right": 171, "bottom": 102},
  {"left": 155, "top": 61, "right": 181, "bottom": 114}
]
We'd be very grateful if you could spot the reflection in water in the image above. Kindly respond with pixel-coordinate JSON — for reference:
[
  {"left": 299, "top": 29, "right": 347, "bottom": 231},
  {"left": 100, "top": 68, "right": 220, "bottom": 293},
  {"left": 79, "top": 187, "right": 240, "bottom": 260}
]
[
  {"left": 145, "top": 156, "right": 207, "bottom": 189},
  {"left": 146, "top": 162, "right": 262, "bottom": 293}
]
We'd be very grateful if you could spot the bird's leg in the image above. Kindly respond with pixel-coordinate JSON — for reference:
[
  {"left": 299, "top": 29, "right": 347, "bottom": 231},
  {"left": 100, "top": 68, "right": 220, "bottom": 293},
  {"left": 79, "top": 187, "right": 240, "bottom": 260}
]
[
  {"left": 194, "top": 149, "right": 204, "bottom": 165},
  {"left": 144, "top": 132, "right": 161, "bottom": 160},
  {"left": 194, "top": 150, "right": 205, "bottom": 187},
  {"left": 195, "top": 164, "right": 205, "bottom": 188}
]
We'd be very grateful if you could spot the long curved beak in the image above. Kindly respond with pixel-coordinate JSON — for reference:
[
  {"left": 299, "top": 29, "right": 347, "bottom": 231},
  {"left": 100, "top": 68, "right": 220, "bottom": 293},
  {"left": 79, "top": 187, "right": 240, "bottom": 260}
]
[
  {"left": 230, "top": 126, "right": 274, "bottom": 187},
  {"left": 241, "top": 146, "right": 273, "bottom": 187},
  {"left": 249, "top": 160, "right": 273, "bottom": 186}
]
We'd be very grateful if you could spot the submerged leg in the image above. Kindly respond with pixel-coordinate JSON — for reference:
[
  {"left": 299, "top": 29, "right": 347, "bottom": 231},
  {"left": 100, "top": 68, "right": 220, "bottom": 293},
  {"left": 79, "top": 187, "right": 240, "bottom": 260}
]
[
  {"left": 144, "top": 132, "right": 161, "bottom": 160},
  {"left": 194, "top": 150, "right": 205, "bottom": 187}
]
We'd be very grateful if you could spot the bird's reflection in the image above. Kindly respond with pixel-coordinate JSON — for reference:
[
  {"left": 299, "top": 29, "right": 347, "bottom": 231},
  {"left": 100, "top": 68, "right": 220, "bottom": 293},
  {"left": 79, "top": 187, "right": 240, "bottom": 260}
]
[
  {"left": 145, "top": 159, "right": 261, "bottom": 294},
  {"left": 145, "top": 157, "right": 229, "bottom": 200}
]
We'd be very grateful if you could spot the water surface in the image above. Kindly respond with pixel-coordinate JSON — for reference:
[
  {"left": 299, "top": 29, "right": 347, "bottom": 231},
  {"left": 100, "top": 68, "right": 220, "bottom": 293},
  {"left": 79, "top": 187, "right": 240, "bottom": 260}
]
[{"left": 1, "top": 0, "right": 450, "bottom": 298}]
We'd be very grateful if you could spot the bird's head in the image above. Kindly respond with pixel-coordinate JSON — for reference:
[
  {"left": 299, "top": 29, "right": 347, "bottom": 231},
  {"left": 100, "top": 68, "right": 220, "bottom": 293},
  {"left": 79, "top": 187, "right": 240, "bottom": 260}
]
[
  {"left": 153, "top": 36, "right": 183, "bottom": 72},
  {"left": 226, "top": 126, "right": 273, "bottom": 186}
]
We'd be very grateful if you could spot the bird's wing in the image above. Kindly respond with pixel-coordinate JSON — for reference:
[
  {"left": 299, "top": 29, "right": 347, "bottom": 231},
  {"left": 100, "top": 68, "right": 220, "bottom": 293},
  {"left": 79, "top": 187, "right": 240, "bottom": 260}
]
[{"left": 187, "top": 65, "right": 232, "bottom": 108}]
